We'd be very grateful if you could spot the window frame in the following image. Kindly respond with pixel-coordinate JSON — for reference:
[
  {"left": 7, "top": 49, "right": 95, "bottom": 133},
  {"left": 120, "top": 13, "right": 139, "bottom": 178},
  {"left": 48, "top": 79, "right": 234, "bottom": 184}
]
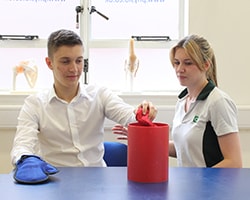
[
  {"left": 83, "top": 0, "right": 188, "bottom": 49},
  {"left": 0, "top": 0, "right": 188, "bottom": 93},
  {"left": 80, "top": 0, "right": 188, "bottom": 92}
]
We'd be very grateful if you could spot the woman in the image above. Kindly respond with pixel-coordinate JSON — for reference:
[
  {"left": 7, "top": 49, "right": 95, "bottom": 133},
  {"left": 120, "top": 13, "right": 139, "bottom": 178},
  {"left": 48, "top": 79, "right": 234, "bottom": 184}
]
[
  {"left": 168, "top": 34, "right": 242, "bottom": 167},
  {"left": 113, "top": 34, "right": 242, "bottom": 168}
]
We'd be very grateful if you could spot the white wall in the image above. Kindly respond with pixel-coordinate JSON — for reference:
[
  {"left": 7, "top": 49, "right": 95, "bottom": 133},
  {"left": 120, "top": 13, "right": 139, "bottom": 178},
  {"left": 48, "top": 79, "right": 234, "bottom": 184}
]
[{"left": 189, "top": 0, "right": 250, "bottom": 105}]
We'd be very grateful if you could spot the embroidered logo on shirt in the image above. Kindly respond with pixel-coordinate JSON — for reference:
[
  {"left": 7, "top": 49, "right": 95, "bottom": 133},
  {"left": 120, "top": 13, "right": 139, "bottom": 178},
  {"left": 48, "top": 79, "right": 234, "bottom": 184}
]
[{"left": 193, "top": 115, "right": 199, "bottom": 123}]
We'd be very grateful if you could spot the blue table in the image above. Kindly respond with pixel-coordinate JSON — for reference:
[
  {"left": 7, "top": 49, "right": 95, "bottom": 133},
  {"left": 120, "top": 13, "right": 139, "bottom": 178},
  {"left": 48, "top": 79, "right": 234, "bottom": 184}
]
[{"left": 0, "top": 167, "right": 250, "bottom": 200}]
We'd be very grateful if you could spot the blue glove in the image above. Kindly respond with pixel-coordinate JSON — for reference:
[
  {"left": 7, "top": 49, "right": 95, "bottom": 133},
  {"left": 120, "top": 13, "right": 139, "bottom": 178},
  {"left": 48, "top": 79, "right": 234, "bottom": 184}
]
[{"left": 14, "top": 155, "right": 59, "bottom": 184}]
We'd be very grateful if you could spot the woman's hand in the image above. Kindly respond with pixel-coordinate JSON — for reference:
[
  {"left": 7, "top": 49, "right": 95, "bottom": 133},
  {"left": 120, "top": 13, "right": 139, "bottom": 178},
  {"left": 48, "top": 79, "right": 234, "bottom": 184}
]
[{"left": 112, "top": 124, "right": 128, "bottom": 140}]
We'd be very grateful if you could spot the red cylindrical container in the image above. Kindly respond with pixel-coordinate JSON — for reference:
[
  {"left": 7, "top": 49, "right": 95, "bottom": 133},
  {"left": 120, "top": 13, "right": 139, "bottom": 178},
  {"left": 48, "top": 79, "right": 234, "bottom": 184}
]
[{"left": 127, "top": 122, "right": 169, "bottom": 183}]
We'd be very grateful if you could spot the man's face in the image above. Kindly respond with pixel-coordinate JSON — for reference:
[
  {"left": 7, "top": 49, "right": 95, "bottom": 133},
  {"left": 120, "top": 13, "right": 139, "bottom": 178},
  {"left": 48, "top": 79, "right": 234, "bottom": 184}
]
[{"left": 46, "top": 45, "right": 84, "bottom": 89}]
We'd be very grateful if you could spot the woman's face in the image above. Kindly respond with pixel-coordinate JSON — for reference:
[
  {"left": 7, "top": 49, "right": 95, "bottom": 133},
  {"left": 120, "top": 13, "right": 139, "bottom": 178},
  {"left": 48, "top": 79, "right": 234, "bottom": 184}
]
[{"left": 172, "top": 48, "right": 207, "bottom": 88}]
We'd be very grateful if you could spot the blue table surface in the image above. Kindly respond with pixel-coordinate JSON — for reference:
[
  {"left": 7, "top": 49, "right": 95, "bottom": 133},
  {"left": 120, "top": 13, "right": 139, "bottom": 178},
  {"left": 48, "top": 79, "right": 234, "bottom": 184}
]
[{"left": 1, "top": 167, "right": 250, "bottom": 200}]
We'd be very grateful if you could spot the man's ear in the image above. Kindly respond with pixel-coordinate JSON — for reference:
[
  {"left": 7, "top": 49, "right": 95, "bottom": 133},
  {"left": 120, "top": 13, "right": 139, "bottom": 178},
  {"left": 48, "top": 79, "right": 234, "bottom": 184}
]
[{"left": 45, "top": 57, "right": 53, "bottom": 70}]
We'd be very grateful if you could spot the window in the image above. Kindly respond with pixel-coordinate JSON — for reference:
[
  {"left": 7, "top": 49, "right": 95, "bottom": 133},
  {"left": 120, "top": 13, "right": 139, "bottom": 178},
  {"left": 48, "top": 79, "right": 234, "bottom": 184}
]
[
  {"left": 0, "top": 0, "right": 188, "bottom": 93},
  {"left": 90, "top": 0, "right": 180, "bottom": 39},
  {"left": 0, "top": 0, "right": 79, "bottom": 91},
  {"left": 0, "top": 0, "right": 79, "bottom": 39}
]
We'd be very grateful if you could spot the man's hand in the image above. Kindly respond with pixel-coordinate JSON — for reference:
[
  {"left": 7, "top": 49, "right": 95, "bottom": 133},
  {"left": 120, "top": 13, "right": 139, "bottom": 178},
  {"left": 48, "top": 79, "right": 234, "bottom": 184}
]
[
  {"left": 14, "top": 155, "right": 59, "bottom": 184},
  {"left": 135, "top": 100, "right": 157, "bottom": 121}
]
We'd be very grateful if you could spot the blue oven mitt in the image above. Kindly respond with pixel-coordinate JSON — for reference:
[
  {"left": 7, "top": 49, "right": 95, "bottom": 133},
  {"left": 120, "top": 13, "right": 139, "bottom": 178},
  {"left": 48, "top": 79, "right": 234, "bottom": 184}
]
[{"left": 14, "top": 155, "right": 59, "bottom": 184}]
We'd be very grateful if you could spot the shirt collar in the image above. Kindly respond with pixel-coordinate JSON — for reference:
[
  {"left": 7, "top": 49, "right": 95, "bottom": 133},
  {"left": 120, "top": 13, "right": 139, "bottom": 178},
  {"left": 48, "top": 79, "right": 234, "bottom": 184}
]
[
  {"left": 178, "top": 80, "right": 216, "bottom": 100},
  {"left": 48, "top": 83, "right": 91, "bottom": 103}
]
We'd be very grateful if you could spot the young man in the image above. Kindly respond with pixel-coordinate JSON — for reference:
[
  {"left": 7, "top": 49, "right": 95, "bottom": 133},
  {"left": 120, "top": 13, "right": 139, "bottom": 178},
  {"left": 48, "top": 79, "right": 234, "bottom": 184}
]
[{"left": 11, "top": 29, "right": 157, "bottom": 183}]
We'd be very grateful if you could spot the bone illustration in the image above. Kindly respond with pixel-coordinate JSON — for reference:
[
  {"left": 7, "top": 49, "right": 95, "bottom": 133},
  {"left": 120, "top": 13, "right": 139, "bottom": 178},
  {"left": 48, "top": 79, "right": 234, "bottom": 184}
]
[
  {"left": 13, "top": 60, "right": 38, "bottom": 90},
  {"left": 124, "top": 38, "right": 139, "bottom": 91}
]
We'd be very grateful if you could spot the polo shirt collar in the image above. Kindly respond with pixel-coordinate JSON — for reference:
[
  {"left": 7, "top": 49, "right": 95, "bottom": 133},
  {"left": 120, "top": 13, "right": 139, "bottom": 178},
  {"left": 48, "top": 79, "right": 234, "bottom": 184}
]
[{"left": 178, "top": 80, "right": 216, "bottom": 100}]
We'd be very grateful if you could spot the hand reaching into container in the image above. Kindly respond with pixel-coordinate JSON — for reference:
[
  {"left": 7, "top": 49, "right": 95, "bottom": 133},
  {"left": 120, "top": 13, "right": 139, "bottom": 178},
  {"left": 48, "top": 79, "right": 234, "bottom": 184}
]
[
  {"left": 135, "top": 100, "right": 157, "bottom": 121},
  {"left": 112, "top": 100, "right": 157, "bottom": 139}
]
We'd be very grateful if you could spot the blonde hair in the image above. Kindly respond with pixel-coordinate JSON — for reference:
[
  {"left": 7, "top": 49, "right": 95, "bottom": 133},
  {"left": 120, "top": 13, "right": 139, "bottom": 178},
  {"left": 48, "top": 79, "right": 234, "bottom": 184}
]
[{"left": 169, "top": 35, "right": 217, "bottom": 86}]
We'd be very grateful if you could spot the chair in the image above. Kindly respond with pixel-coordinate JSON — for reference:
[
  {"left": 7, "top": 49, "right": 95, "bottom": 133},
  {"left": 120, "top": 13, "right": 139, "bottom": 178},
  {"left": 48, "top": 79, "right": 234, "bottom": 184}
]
[{"left": 103, "top": 142, "right": 127, "bottom": 167}]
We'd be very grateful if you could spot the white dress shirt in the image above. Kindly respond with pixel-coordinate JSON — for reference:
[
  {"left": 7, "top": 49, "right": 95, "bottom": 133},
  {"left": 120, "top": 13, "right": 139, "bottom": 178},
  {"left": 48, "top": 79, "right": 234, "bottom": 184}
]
[{"left": 11, "top": 84, "right": 136, "bottom": 167}]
